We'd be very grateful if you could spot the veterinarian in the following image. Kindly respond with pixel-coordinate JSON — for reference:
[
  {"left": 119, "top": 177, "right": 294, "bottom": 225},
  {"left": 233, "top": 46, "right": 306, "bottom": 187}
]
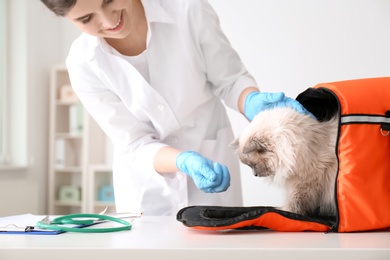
[{"left": 41, "top": 0, "right": 310, "bottom": 215}]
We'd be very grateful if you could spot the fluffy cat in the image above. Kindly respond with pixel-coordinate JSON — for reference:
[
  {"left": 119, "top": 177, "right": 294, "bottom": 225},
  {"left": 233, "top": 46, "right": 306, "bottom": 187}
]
[{"left": 231, "top": 107, "right": 338, "bottom": 217}]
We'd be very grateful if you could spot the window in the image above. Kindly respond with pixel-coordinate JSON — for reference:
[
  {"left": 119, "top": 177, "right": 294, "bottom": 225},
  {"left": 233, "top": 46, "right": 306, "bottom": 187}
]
[
  {"left": 0, "top": 0, "right": 7, "bottom": 165},
  {"left": 0, "top": 0, "right": 28, "bottom": 169}
]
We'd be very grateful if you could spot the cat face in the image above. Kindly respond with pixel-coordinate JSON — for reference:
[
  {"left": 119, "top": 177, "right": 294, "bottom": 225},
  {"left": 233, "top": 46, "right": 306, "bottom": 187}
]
[
  {"left": 231, "top": 135, "right": 278, "bottom": 178},
  {"left": 231, "top": 107, "right": 303, "bottom": 182}
]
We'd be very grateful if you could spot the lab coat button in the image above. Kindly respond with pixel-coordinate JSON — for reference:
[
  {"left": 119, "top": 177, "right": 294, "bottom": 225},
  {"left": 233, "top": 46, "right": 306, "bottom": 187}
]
[{"left": 157, "top": 104, "right": 165, "bottom": 111}]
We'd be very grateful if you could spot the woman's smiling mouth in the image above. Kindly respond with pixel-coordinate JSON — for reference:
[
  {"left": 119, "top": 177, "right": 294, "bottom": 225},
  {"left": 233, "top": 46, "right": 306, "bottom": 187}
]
[{"left": 107, "top": 12, "right": 123, "bottom": 32}]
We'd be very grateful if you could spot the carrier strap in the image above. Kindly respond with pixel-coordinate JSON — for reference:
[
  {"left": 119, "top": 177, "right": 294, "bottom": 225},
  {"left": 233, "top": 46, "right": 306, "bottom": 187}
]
[{"left": 341, "top": 115, "right": 390, "bottom": 125}]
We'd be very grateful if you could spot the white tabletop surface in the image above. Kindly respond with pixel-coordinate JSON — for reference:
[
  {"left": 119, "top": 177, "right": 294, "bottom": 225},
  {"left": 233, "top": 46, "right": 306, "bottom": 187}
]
[{"left": 0, "top": 215, "right": 389, "bottom": 260}]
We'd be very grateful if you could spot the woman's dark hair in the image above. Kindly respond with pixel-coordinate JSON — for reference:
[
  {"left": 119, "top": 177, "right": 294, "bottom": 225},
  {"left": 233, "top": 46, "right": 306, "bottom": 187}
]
[{"left": 40, "top": 0, "right": 77, "bottom": 16}]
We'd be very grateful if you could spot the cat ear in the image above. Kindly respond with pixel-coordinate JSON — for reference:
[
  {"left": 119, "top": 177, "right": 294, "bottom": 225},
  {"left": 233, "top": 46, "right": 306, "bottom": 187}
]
[
  {"left": 242, "top": 139, "right": 267, "bottom": 154},
  {"left": 229, "top": 138, "right": 239, "bottom": 150}
]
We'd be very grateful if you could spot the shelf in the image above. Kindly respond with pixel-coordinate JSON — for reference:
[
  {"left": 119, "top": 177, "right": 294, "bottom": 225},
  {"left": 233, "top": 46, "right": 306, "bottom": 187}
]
[
  {"left": 56, "top": 100, "right": 81, "bottom": 106},
  {"left": 54, "top": 200, "right": 82, "bottom": 207},
  {"left": 94, "top": 201, "right": 115, "bottom": 206},
  {"left": 88, "top": 164, "right": 115, "bottom": 213},
  {"left": 55, "top": 133, "right": 83, "bottom": 139},
  {"left": 47, "top": 65, "right": 112, "bottom": 215},
  {"left": 54, "top": 167, "right": 82, "bottom": 173}
]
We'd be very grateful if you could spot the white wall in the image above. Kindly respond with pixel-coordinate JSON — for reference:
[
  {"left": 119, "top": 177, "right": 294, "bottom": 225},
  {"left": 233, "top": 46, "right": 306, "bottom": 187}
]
[{"left": 0, "top": 0, "right": 389, "bottom": 215}]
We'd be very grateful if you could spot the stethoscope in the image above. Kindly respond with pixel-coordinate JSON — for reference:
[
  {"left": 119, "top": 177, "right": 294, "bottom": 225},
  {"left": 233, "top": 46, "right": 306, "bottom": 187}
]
[{"left": 37, "top": 213, "right": 139, "bottom": 233}]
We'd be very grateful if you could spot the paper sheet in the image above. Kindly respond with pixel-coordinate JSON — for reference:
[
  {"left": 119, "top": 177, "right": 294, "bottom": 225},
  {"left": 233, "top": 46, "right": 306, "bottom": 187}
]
[{"left": 0, "top": 214, "right": 61, "bottom": 234}]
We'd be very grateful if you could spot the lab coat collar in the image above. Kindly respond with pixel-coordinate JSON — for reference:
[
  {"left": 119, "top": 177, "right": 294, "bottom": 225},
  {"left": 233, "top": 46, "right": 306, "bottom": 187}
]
[
  {"left": 141, "top": 0, "right": 175, "bottom": 24},
  {"left": 82, "top": 35, "right": 99, "bottom": 61}
]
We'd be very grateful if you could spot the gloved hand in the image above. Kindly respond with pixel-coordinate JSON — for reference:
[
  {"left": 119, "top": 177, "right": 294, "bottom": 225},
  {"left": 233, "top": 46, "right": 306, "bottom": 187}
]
[
  {"left": 244, "top": 91, "right": 314, "bottom": 121},
  {"left": 176, "top": 151, "right": 230, "bottom": 193}
]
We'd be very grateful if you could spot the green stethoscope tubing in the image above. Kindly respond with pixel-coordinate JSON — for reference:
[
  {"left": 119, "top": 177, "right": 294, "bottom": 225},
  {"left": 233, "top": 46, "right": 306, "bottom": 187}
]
[{"left": 37, "top": 213, "right": 132, "bottom": 233}]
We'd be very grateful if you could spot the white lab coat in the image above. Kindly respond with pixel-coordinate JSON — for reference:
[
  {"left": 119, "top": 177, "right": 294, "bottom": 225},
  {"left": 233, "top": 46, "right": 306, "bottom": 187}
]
[{"left": 66, "top": 0, "right": 258, "bottom": 215}]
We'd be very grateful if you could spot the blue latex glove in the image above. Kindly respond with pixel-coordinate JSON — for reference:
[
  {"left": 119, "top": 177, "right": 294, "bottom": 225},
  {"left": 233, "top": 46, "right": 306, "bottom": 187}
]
[
  {"left": 176, "top": 151, "right": 230, "bottom": 193},
  {"left": 244, "top": 91, "right": 314, "bottom": 121}
]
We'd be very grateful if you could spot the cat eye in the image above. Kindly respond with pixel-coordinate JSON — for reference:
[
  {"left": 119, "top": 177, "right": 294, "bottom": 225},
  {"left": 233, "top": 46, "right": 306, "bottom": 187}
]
[
  {"left": 243, "top": 140, "right": 268, "bottom": 154},
  {"left": 257, "top": 145, "right": 268, "bottom": 153}
]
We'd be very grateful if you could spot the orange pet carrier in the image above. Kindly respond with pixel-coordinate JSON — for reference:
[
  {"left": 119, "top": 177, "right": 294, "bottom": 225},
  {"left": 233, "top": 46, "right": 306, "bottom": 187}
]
[{"left": 177, "top": 77, "right": 390, "bottom": 232}]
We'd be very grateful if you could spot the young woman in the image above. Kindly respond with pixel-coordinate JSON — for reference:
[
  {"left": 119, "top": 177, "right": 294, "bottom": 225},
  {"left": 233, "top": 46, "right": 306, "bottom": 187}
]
[{"left": 41, "top": 0, "right": 310, "bottom": 215}]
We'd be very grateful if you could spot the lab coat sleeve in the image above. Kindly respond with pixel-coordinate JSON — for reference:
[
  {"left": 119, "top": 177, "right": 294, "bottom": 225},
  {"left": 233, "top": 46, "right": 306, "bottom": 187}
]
[
  {"left": 66, "top": 52, "right": 167, "bottom": 175},
  {"left": 198, "top": 0, "right": 258, "bottom": 111}
]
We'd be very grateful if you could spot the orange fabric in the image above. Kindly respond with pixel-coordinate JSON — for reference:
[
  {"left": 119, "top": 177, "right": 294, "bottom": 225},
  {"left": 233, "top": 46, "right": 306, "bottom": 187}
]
[
  {"left": 314, "top": 77, "right": 390, "bottom": 232},
  {"left": 191, "top": 212, "right": 331, "bottom": 232},
  {"left": 316, "top": 77, "right": 390, "bottom": 115}
]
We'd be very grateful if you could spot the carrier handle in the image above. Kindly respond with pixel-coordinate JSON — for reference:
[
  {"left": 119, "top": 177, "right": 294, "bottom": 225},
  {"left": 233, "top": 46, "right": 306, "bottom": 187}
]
[{"left": 380, "top": 129, "right": 389, "bottom": 136}]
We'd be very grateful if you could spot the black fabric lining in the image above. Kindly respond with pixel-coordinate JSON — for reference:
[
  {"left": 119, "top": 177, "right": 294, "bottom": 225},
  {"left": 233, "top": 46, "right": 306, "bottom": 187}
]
[
  {"left": 295, "top": 87, "right": 339, "bottom": 122},
  {"left": 177, "top": 206, "right": 335, "bottom": 229}
]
